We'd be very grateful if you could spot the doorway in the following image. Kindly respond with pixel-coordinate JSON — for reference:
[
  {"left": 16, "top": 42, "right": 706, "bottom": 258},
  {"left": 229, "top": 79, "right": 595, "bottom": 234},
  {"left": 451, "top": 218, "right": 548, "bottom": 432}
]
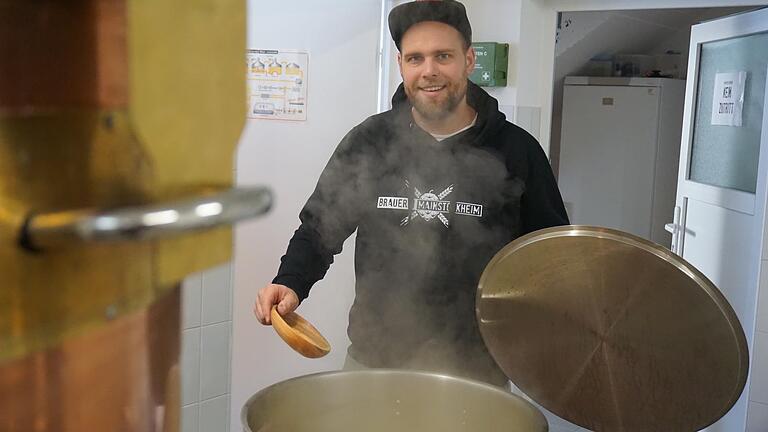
[
  {"left": 550, "top": 7, "right": 754, "bottom": 248},
  {"left": 546, "top": 6, "right": 768, "bottom": 432}
]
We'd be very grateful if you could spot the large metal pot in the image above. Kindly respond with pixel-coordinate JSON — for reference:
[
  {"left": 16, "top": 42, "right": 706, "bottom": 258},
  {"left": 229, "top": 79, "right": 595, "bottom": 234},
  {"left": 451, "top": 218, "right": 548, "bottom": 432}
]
[{"left": 242, "top": 370, "right": 547, "bottom": 432}]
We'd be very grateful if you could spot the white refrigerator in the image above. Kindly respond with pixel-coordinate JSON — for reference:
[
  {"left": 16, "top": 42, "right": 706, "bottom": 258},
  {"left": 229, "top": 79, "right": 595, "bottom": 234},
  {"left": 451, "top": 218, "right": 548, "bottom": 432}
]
[{"left": 558, "top": 76, "right": 686, "bottom": 247}]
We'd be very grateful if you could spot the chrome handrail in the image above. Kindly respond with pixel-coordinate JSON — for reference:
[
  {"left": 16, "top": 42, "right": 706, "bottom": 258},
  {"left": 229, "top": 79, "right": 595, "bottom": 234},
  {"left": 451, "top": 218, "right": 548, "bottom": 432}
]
[{"left": 22, "top": 186, "right": 272, "bottom": 250}]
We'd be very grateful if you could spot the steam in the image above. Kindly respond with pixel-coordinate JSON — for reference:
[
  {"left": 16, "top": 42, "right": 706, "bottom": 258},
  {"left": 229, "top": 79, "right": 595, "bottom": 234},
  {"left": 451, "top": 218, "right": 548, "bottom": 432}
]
[{"left": 289, "top": 88, "right": 524, "bottom": 387}]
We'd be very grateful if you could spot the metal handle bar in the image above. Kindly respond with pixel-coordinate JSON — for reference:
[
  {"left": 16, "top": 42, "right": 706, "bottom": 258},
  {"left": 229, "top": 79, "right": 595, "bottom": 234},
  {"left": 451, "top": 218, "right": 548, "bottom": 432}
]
[{"left": 22, "top": 186, "right": 272, "bottom": 250}]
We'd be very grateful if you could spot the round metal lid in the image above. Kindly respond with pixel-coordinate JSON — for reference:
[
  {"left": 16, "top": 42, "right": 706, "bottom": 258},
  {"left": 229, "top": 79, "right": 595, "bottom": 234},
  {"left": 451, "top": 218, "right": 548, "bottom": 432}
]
[{"left": 477, "top": 226, "right": 748, "bottom": 432}]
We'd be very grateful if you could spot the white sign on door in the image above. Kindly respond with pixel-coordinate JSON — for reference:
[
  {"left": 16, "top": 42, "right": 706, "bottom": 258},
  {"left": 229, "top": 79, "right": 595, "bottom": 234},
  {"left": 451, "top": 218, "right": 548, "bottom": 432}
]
[{"left": 711, "top": 71, "right": 746, "bottom": 127}]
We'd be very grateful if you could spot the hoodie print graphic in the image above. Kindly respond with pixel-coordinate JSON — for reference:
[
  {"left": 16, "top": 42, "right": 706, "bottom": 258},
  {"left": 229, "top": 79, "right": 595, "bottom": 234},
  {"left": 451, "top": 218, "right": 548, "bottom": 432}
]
[{"left": 376, "top": 180, "right": 484, "bottom": 228}]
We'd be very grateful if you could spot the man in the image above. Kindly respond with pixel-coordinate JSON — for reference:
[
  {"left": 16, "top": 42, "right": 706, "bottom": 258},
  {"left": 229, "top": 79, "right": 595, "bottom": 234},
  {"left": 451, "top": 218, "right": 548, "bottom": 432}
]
[{"left": 254, "top": 0, "right": 568, "bottom": 387}]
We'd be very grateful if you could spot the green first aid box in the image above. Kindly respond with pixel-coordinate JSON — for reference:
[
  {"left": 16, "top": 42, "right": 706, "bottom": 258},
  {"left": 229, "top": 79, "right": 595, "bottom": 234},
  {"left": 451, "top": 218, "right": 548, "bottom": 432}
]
[{"left": 470, "top": 42, "right": 509, "bottom": 87}]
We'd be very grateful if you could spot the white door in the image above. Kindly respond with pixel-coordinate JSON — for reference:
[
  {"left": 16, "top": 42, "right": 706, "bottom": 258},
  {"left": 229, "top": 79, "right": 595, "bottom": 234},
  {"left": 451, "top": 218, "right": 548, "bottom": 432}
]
[{"left": 669, "top": 8, "right": 768, "bottom": 432}]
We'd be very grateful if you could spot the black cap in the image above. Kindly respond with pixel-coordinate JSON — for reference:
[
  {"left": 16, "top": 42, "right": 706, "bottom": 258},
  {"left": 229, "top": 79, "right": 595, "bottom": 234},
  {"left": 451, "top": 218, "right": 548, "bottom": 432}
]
[{"left": 388, "top": 0, "right": 472, "bottom": 51}]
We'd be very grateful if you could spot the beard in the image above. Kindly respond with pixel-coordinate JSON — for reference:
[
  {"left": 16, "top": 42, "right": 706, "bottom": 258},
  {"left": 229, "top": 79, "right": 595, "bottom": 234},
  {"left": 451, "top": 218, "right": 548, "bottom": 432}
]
[{"left": 406, "top": 78, "right": 467, "bottom": 121}]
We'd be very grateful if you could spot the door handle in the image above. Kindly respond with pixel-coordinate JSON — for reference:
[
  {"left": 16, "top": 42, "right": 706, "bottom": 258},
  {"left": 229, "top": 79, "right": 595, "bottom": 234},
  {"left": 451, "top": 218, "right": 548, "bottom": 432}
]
[
  {"left": 666, "top": 205, "right": 682, "bottom": 254},
  {"left": 665, "top": 223, "right": 679, "bottom": 253},
  {"left": 20, "top": 186, "right": 272, "bottom": 251}
]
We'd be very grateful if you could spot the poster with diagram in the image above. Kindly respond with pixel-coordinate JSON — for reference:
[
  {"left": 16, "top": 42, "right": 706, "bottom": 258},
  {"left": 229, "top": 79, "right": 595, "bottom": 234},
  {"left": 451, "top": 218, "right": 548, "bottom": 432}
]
[{"left": 246, "top": 49, "right": 308, "bottom": 121}]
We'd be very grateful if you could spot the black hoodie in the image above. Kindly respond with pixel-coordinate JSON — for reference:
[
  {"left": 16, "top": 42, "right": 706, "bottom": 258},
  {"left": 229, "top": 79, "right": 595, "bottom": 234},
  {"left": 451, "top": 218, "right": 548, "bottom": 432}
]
[{"left": 273, "top": 81, "right": 568, "bottom": 385}]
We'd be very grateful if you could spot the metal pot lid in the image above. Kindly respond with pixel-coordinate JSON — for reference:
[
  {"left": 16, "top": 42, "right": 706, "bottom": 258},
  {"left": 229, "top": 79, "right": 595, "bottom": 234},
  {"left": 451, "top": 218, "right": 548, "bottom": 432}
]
[{"left": 476, "top": 226, "right": 748, "bottom": 432}]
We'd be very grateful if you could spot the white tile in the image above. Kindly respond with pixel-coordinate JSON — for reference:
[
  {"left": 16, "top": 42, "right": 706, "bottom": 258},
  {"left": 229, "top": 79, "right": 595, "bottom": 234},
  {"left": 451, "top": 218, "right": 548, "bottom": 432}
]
[
  {"left": 758, "top": 261, "right": 768, "bottom": 333},
  {"left": 182, "top": 404, "right": 199, "bottom": 432},
  {"left": 763, "top": 221, "right": 768, "bottom": 259},
  {"left": 747, "top": 401, "right": 768, "bottom": 432},
  {"left": 752, "top": 331, "right": 768, "bottom": 404},
  {"left": 200, "top": 322, "right": 231, "bottom": 400},
  {"left": 182, "top": 328, "right": 201, "bottom": 406},
  {"left": 202, "top": 262, "right": 232, "bottom": 325},
  {"left": 182, "top": 273, "right": 202, "bottom": 329},
  {"left": 199, "top": 395, "right": 229, "bottom": 432}
]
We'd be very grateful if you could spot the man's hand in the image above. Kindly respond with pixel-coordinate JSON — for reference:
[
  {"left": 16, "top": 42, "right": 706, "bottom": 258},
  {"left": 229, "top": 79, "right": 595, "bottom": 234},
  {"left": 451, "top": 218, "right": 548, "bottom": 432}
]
[{"left": 254, "top": 283, "right": 299, "bottom": 325}]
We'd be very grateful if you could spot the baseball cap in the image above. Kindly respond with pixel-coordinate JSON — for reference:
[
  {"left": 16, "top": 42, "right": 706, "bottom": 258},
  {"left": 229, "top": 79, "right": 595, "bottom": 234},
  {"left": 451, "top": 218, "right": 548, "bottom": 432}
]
[{"left": 388, "top": 0, "right": 472, "bottom": 51}]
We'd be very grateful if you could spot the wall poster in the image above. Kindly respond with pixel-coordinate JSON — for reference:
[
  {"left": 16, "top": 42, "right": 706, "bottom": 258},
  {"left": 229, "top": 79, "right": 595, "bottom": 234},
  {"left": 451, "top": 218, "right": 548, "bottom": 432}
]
[{"left": 246, "top": 49, "right": 308, "bottom": 121}]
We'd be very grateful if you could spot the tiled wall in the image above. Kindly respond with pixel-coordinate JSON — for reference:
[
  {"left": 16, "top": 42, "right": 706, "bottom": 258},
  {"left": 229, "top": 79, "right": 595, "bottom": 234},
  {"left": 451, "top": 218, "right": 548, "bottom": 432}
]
[
  {"left": 181, "top": 262, "right": 233, "bottom": 432},
  {"left": 748, "top": 244, "right": 768, "bottom": 432}
]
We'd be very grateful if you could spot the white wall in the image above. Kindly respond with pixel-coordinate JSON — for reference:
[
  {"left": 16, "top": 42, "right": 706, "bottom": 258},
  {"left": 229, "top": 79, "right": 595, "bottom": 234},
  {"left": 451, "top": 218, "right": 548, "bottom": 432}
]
[
  {"left": 231, "top": 1, "right": 381, "bottom": 431},
  {"left": 462, "top": 0, "right": 522, "bottom": 111},
  {"left": 466, "top": 0, "right": 551, "bottom": 140}
]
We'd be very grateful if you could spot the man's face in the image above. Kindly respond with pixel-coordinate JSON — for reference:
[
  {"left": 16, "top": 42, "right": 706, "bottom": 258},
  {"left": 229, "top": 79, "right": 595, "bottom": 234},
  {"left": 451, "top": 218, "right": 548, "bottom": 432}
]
[{"left": 397, "top": 21, "right": 475, "bottom": 121}]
